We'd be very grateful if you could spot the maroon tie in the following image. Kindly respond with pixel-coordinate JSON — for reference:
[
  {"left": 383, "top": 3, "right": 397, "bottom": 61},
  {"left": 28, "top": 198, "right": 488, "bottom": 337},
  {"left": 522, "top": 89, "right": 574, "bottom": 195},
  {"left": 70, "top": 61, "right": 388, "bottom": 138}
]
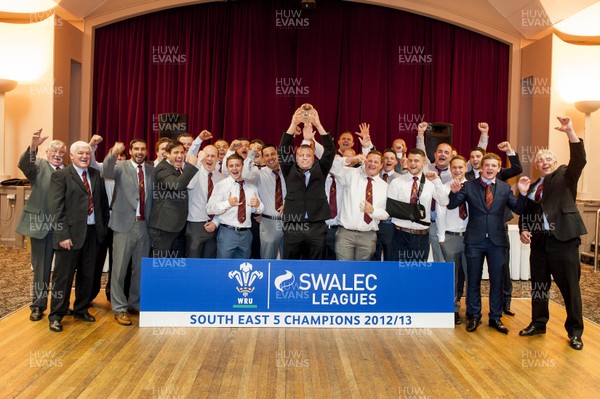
[
  {"left": 483, "top": 181, "right": 493, "bottom": 210},
  {"left": 410, "top": 176, "right": 419, "bottom": 204},
  {"left": 382, "top": 173, "right": 388, "bottom": 182},
  {"left": 534, "top": 181, "right": 544, "bottom": 202},
  {"left": 207, "top": 172, "right": 215, "bottom": 219},
  {"left": 459, "top": 203, "right": 468, "bottom": 220},
  {"left": 137, "top": 165, "right": 145, "bottom": 220},
  {"left": 364, "top": 177, "right": 373, "bottom": 224},
  {"left": 82, "top": 170, "right": 93, "bottom": 216},
  {"left": 329, "top": 175, "right": 337, "bottom": 218},
  {"left": 237, "top": 180, "right": 246, "bottom": 223},
  {"left": 218, "top": 161, "right": 223, "bottom": 173},
  {"left": 274, "top": 170, "right": 283, "bottom": 210},
  {"left": 55, "top": 166, "right": 61, "bottom": 171}
]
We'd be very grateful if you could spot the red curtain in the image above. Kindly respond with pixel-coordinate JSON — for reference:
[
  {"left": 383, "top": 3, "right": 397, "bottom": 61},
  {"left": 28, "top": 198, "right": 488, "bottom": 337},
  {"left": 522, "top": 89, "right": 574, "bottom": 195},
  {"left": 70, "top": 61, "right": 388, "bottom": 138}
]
[{"left": 92, "top": 0, "right": 509, "bottom": 159}]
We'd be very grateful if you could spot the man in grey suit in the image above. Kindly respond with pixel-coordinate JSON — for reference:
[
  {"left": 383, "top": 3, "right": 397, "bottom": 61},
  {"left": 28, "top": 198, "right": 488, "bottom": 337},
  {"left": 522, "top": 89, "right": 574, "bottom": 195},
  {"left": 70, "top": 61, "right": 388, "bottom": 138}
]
[
  {"left": 16, "top": 129, "right": 66, "bottom": 322},
  {"left": 102, "top": 139, "right": 153, "bottom": 326},
  {"left": 48, "top": 141, "right": 109, "bottom": 332}
]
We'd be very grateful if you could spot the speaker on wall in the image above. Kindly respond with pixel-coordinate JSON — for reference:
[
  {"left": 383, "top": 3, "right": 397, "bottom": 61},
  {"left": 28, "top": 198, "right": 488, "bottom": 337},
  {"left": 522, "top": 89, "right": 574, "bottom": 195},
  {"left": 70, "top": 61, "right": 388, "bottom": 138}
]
[
  {"left": 424, "top": 122, "right": 453, "bottom": 163},
  {"left": 157, "top": 113, "right": 188, "bottom": 141}
]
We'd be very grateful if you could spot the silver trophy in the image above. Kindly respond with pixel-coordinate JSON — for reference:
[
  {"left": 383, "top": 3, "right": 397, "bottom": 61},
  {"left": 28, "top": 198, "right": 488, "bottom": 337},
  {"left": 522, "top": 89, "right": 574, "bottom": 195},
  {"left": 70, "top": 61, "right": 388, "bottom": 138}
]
[{"left": 300, "top": 103, "right": 314, "bottom": 124}]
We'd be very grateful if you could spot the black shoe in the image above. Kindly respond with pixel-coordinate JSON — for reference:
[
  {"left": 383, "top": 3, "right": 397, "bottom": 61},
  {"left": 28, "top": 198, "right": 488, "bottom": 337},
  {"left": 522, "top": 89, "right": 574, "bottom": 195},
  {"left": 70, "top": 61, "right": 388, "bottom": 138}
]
[
  {"left": 519, "top": 325, "right": 546, "bottom": 336},
  {"left": 489, "top": 319, "right": 509, "bottom": 334},
  {"left": 569, "top": 336, "right": 583, "bottom": 350},
  {"left": 503, "top": 306, "right": 515, "bottom": 316},
  {"left": 30, "top": 307, "right": 43, "bottom": 322},
  {"left": 454, "top": 312, "right": 462, "bottom": 325},
  {"left": 74, "top": 312, "right": 96, "bottom": 322},
  {"left": 466, "top": 318, "right": 481, "bottom": 332},
  {"left": 66, "top": 309, "right": 74, "bottom": 316},
  {"left": 49, "top": 320, "right": 63, "bottom": 332}
]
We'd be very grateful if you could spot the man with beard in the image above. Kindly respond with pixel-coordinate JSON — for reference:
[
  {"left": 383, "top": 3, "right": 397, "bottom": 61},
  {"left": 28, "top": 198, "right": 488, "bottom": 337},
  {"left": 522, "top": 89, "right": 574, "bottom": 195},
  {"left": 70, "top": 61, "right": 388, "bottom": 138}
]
[
  {"left": 102, "top": 139, "right": 153, "bottom": 325},
  {"left": 243, "top": 143, "right": 286, "bottom": 259},
  {"left": 16, "top": 129, "right": 66, "bottom": 322}
]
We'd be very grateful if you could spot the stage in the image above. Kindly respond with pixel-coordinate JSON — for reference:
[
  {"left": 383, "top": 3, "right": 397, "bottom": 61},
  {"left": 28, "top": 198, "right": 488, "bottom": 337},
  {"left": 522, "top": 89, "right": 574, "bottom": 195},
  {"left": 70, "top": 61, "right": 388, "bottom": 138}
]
[{"left": 0, "top": 297, "right": 599, "bottom": 398}]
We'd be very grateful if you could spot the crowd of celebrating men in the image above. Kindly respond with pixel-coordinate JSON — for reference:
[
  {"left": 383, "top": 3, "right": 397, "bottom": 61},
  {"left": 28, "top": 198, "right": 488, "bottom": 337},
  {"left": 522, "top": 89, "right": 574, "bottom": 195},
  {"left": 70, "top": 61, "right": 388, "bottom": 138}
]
[{"left": 16, "top": 106, "right": 586, "bottom": 350}]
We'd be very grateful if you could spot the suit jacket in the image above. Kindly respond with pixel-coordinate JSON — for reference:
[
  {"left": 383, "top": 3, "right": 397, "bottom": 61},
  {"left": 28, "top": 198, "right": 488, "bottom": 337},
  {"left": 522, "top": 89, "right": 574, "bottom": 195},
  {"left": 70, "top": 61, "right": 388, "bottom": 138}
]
[
  {"left": 15, "top": 148, "right": 56, "bottom": 239},
  {"left": 48, "top": 165, "right": 109, "bottom": 250},
  {"left": 465, "top": 153, "right": 523, "bottom": 181},
  {"left": 103, "top": 153, "right": 154, "bottom": 233},
  {"left": 519, "top": 141, "right": 587, "bottom": 241},
  {"left": 448, "top": 177, "right": 526, "bottom": 246},
  {"left": 279, "top": 132, "right": 335, "bottom": 223},
  {"left": 148, "top": 159, "right": 198, "bottom": 233}
]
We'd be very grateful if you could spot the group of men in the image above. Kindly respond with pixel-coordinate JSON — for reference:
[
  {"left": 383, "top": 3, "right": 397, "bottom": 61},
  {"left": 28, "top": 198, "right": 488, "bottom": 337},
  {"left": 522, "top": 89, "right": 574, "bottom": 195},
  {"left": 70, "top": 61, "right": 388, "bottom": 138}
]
[{"left": 17, "top": 107, "right": 586, "bottom": 350}]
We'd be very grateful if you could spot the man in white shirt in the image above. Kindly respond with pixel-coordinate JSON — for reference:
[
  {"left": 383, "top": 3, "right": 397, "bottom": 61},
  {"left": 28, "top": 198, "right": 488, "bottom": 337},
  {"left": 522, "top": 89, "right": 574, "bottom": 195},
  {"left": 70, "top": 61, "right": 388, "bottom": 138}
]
[
  {"left": 437, "top": 155, "right": 469, "bottom": 325},
  {"left": 186, "top": 145, "right": 225, "bottom": 258},
  {"left": 386, "top": 148, "right": 448, "bottom": 262},
  {"left": 243, "top": 144, "right": 286, "bottom": 259},
  {"left": 373, "top": 148, "right": 402, "bottom": 261},
  {"left": 207, "top": 154, "right": 264, "bottom": 258},
  {"left": 330, "top": 151, "right": 389, "bottom": 260}
]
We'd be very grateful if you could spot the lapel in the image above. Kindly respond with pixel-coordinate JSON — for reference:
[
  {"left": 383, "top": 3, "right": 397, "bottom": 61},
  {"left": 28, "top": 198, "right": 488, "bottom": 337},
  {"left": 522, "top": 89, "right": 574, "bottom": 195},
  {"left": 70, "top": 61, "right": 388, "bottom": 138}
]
[{"left": 68, "top": 165, "right": 87, "bottom": 194}]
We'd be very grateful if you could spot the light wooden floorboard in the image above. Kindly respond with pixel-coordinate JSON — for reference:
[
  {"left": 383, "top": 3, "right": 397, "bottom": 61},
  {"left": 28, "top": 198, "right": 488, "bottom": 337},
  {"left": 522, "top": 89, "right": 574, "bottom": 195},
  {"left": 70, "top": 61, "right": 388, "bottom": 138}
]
[{"left": 1, "top": 297, "right": 599, "bottom": 399}]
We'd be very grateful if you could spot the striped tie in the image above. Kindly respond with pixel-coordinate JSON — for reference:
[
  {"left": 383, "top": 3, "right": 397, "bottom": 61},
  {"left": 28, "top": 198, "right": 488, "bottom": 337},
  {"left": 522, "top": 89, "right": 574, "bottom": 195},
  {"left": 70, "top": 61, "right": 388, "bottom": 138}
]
[{"left": 82, "top": 170, "right": 93, "bottom": 216}]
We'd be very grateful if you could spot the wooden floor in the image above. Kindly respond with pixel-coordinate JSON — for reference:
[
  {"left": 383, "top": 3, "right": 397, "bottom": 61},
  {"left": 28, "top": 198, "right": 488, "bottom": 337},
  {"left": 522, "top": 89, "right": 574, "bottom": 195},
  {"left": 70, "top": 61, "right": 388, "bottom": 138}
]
[{"left": 1, "top": 298, "right": 599, "bottom": 399}]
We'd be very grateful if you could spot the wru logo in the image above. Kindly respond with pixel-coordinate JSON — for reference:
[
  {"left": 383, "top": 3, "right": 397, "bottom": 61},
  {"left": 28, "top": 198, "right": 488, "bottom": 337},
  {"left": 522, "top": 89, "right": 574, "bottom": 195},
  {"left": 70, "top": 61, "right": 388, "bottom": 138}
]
[{"left": 229, "top": 262, "right": 263, "bottom": 297}]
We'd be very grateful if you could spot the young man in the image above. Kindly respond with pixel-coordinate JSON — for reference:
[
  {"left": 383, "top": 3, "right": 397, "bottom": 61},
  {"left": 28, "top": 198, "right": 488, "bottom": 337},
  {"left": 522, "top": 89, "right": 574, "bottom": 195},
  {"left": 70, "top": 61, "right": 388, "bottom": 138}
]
[
  {"left": 437, "top": 155, "right": 469, "bottom": 324},
  {"left": 207, "top": 154, "right": 263, "bottom": 258},
  {"left": 373, "top": 148, "right": 401, "bottom": 261},
  {"left": 519, "top": 116, "right": 586, "bottom": 350},
  {"left": 243, "top": 143, "right": 286, "bottom": 259},
  {"left": 386, "top": 148, "right": 448, "bottom": 262},
  {"left": 330, "top": 151, "right": 389, "bottom": 260},
  {"left": 279, "top": 107, "right": 335, "bottom": 260},
  {"left": 148, "top": 141, "right": 199, "bottom": 258},
  {"left": 448, "top": 154, "right": 530, "bottom": 334},
  {"left": 186, "top": 145, "right": 225, "bottom": 258},
  {"left": 16, "top": 129, "right": 66, "bottom": 322}
]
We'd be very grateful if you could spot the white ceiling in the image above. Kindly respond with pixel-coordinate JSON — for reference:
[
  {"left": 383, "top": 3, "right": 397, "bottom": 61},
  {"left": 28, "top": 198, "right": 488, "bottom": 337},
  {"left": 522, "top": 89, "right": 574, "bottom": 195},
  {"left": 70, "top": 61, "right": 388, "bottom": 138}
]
[{"left": 13, "top": 0, "right": 600, "bottom": 40}]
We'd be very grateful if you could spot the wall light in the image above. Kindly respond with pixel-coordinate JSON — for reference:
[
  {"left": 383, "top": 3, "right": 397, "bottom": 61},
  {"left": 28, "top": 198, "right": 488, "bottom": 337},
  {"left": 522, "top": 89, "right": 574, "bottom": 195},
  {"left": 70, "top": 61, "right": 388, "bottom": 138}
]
[
  {"left": 0, "top": 0, "right": 56, "bottom": 14},
  {"left": 0, "top": 16, "right": 54, "bottom": 82}
]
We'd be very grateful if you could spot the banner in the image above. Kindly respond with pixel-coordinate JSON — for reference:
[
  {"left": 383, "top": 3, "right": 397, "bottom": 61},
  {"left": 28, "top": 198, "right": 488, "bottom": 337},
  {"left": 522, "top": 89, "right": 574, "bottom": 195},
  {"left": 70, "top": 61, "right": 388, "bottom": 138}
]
[{"left": 140, "top": 259, "right": 454, "bottom": 328}]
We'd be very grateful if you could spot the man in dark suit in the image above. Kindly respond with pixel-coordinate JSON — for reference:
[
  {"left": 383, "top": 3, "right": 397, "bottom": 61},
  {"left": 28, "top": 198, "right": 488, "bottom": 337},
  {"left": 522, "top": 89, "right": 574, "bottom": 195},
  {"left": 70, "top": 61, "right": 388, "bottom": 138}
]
[
  {"left": 465, "top": 141, "right": 523, "bottom": 317},
  {"left": 279, "top": 107, "right": 335, "bottom": 259},
  {"left": 16, "top": 129, "right": 66, "bottom": 322},
  {"left": 448, "top": 153, "right": 530, "bottom": 334},
  {"left": 47, "top": 141, "right": 109, "bottom": 332},
  {"left": 518, "top": 116, "right": 586, "bottom": 350},
  {"left": 148, "top": 141, "right": 199, "bottom": 258},
  {"left": 102, "top": 139, "right": 153, "bottom": 326}
]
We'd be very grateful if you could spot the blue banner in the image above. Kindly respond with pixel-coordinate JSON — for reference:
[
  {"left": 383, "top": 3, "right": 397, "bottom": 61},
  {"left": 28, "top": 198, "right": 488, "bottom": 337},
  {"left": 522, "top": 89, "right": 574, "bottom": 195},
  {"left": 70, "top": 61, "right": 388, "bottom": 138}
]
[{"left": 140, "top": 259, "right": 454, "bottom": 328}]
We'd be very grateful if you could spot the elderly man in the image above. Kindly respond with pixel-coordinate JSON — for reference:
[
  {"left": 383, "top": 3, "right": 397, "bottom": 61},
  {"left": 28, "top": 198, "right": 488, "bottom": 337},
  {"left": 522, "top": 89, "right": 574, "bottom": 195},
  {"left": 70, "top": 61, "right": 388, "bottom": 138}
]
[
  {"left": 519, "top": 116, "right": 586, "bottom": 350},
  {"left": 48, "top": 141, "right": 110, "bottom": 332},
  {"left": 16, "top": 129, "right": 66, "bottom": 322}
]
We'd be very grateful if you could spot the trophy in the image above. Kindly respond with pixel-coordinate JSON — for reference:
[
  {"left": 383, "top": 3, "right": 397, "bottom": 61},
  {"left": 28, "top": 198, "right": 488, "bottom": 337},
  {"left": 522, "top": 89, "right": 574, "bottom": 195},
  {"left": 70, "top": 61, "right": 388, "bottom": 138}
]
[{"left": 300, "top": 103, "right": 315, "bottom": 124}]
